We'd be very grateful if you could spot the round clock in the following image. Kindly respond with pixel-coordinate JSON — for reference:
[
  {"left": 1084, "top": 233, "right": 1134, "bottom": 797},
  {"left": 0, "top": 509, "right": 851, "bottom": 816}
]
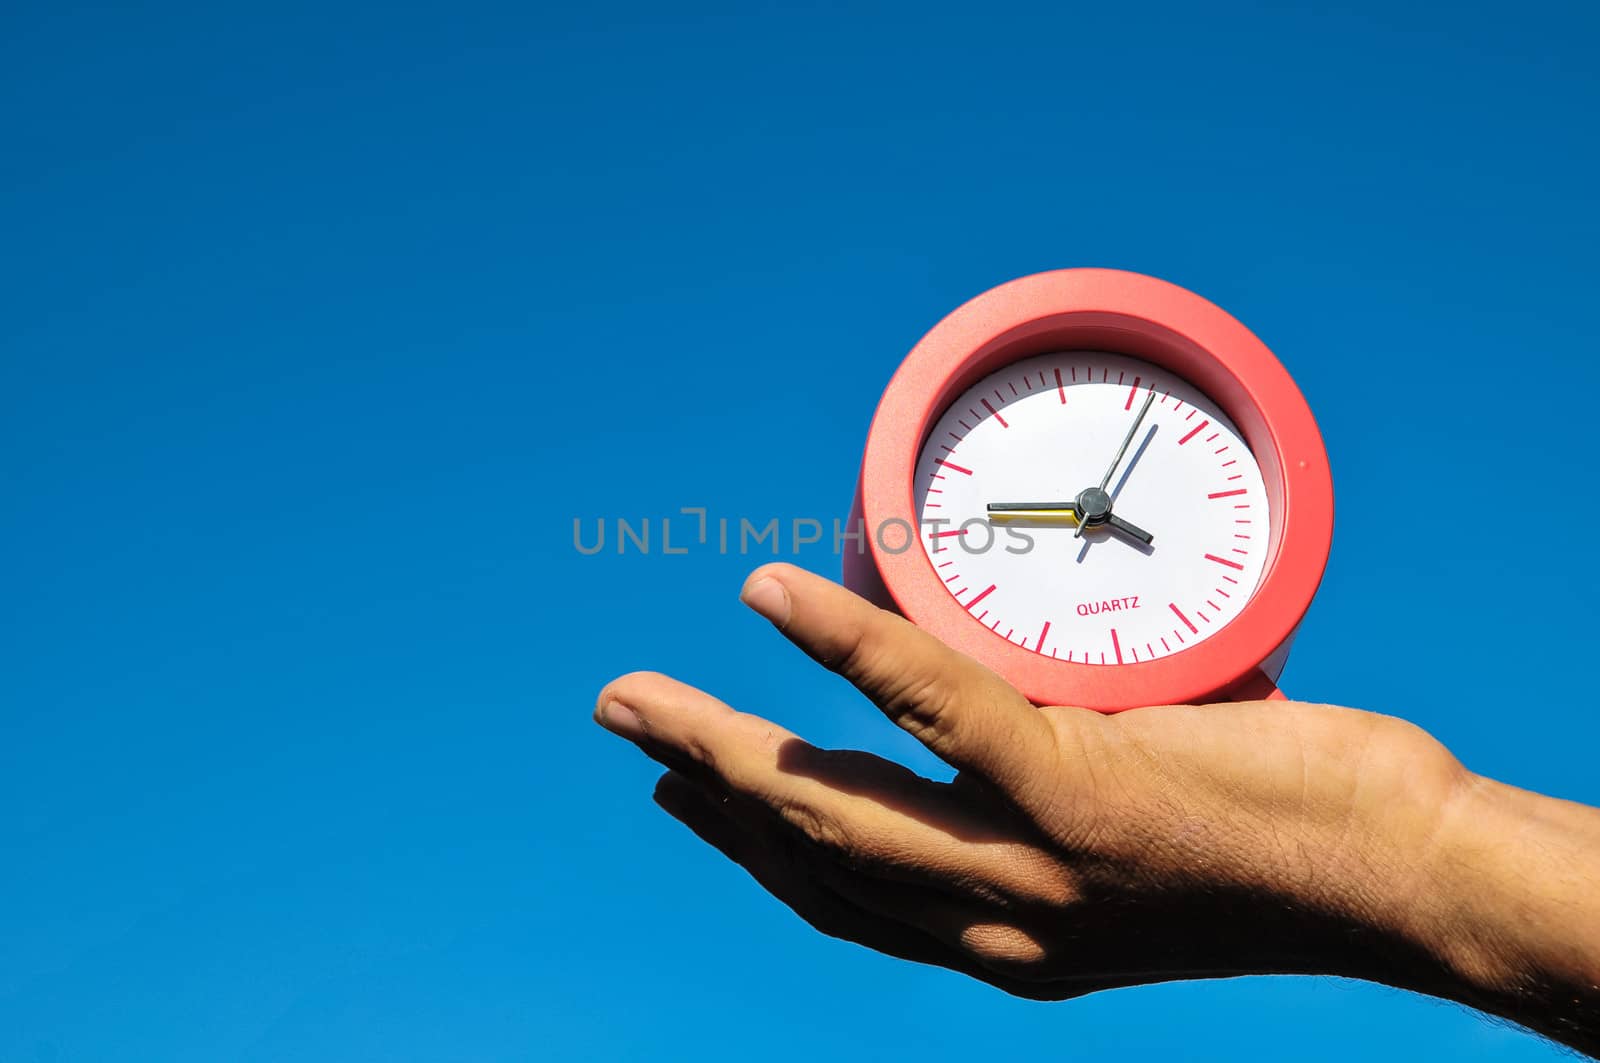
[{"left": 843, "top": 269, "right": 1333, "bottom": 712}]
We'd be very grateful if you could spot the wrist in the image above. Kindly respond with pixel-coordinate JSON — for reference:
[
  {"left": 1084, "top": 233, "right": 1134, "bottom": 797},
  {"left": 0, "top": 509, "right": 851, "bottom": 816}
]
[{"left": 1395, "top": 771, "right": 1600, "bottom": 1046}]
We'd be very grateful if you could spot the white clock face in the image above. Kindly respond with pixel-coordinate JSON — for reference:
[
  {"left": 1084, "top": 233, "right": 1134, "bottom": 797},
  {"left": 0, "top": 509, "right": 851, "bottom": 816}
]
[{"left": 913, "top": 351, "right": 1270, "bottom": 665}]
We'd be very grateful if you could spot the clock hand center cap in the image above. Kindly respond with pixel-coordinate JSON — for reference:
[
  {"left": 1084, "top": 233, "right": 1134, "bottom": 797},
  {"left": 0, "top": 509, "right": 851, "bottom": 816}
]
[{"left": 1075, "top": 486, "right": 1113, "bottom": 525}]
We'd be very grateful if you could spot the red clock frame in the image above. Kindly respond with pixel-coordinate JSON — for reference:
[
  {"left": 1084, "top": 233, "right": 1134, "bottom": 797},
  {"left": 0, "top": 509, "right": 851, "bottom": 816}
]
[{"left": 844, "top": 269, "right": 1334, "bottom": 711}]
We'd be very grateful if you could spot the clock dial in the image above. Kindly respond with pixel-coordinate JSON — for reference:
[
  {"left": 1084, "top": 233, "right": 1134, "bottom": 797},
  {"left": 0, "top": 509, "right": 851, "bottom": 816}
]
[{"left": 913, "top": 350, "right": 1270, "bottom": 665}]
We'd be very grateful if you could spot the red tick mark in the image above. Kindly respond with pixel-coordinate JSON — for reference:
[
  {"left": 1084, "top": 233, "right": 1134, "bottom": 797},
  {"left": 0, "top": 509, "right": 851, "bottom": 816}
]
[
  {"left": 1179, "top": 419, "right": 1210, "bottom": 445},
  {"left": 1205, "top": 553, "right": 1245, "bottom": 571},
  {"left": 1169, "top": 603, "right": 1198, "bottom": 634}
]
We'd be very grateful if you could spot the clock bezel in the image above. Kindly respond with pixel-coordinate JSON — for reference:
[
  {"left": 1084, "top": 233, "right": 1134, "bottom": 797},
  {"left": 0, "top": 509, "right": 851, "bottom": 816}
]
[{"left": 851, "top": 268, "right": 1333, "bottom": 711}]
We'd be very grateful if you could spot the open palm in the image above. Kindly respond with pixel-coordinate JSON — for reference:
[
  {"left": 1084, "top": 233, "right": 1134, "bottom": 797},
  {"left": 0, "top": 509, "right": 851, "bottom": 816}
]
[{"left": 596, "top": 563, "right": 1467, "bottom": 997}]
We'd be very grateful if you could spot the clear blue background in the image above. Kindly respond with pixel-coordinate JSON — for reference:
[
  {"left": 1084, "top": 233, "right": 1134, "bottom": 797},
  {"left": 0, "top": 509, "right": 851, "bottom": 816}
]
[{"left": 4, "top": 1, "right": 1596, "bottom": 1059}]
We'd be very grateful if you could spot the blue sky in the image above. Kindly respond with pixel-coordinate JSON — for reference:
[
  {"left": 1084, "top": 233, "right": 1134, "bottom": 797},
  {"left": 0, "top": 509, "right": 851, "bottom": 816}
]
[{"left": 4, "top": 1, "right": 1597, "bottom": 1059}]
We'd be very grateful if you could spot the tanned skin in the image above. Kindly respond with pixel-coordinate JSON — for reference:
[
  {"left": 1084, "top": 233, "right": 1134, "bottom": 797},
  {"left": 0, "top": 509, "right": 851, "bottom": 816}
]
[{"left": 596, "top": 564, "right": 1600, "bottom": 1056}]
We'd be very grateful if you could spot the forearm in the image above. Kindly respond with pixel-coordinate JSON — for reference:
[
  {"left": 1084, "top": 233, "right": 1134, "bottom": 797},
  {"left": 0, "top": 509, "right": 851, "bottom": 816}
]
[
  {"left": 1069, "top": 702, "right": 1600, "bottom": 1048},
  {"left": 1143, "top": 716, "right": 1600, "bottom": 1052},
  {"left": 1395, "top": 774, "right": 1600, "bottom": 1053}
]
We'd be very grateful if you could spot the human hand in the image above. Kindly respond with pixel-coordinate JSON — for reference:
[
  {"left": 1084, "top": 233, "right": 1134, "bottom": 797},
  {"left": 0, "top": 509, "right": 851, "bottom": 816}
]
[{"left": 594, "top": 564, "right": 1600, "bottom": 1050}]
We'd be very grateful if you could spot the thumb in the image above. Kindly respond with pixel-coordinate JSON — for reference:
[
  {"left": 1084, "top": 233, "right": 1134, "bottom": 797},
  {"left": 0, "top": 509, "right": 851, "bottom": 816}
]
[{"left": 738, "top": 562, "right": 1066, "bottom": 800}]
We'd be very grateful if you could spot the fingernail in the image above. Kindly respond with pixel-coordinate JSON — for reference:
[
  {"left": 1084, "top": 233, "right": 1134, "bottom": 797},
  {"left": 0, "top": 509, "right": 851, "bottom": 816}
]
[
  {"left": 740, "top": 575, "right": 790, "bottom": 626},
  {"left": 597, "top": 698, "right": 646, "bottom": 741}
]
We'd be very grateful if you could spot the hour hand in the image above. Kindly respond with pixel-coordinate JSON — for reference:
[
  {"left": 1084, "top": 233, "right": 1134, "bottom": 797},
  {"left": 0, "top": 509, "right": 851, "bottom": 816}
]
[
  {"left": 986, "top": 501, "right": 1078, "bottom": 513},
  {"left": 986, "top": 501, "right": 1154, "bottom": 546}
]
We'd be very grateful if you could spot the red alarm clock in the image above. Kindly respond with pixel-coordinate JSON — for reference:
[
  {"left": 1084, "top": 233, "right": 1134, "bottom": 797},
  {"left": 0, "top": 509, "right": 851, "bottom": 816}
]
[{"left": 844, "top": 269, "right": 1333, "bottom": 712}]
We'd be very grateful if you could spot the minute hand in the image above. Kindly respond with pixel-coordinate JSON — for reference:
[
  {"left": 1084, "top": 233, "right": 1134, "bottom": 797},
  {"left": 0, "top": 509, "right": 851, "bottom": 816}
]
[
  {"left": 1097, "top": 388, "right": 1156, "bottom": 492},
  {"left": 1072, "top": 388, "right": 1156, "bottom": 541}
]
